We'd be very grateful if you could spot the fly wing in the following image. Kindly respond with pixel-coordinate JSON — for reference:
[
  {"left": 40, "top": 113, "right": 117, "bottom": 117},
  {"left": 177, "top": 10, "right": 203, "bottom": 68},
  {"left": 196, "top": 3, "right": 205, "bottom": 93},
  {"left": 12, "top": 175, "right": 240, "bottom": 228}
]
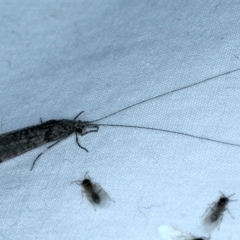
[
  {"left": 92, "top": 182, "right": 113, "bottom": 208},
  {"left": 158, "top": 225, "right": 194, "bottom": 240},
  {"left": 202, "top": 206, "right": 221, "bottom": 233},
  {"left": 0, "top": 120, "right": 72, "bottom": 161}
]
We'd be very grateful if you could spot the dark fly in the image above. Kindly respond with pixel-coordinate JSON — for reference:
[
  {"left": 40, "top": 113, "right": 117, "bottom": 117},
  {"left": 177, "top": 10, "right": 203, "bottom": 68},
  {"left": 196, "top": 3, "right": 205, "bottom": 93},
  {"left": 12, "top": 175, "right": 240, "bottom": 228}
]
[
  {"left": 72, "top": 172, "right": 114, "bottom": 210},
  {"left": 1, "top": 67, "right": 240, "bottom": 170},
  {"left": 203, "top": 192, "right": 236, "bottom": 231}
]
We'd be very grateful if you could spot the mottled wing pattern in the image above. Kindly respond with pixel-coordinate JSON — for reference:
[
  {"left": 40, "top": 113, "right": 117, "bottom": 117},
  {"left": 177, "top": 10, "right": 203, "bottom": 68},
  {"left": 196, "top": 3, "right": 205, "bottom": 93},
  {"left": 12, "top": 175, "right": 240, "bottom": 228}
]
[{"left": 0, "top": 120, "right": 73, "bottom": 162}]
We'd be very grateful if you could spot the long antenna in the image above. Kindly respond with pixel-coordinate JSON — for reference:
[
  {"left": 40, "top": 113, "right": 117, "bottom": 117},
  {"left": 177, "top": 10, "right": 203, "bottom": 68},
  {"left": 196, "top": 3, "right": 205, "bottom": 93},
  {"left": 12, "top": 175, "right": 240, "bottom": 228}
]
[
  {"left": 97, "top": 123, "right": 240, "bottom": 148},
  {"left": 90, "top": 67, "right": 240, "bottom": 123}
]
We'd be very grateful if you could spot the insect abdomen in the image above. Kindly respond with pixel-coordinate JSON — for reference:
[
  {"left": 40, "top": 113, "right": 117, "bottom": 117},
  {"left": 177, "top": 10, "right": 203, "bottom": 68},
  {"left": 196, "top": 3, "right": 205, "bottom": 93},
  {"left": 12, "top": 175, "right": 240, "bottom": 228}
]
[
  {"left": 210, "top": 212, "right": 220, "bottom": 222},
  {"left": 92, "top": 192, "right": 101, "bottom": 204},
  {"left": 0, "top": 120, "right": 74, "bottom": 162}
]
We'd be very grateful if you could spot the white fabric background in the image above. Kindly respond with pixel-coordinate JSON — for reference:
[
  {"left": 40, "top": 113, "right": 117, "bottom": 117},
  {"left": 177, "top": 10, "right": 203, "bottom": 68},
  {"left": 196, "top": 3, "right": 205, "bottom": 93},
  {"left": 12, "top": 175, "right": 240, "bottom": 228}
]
[{"left": 0, "top": 1, "right": 240, "bottom": 239}]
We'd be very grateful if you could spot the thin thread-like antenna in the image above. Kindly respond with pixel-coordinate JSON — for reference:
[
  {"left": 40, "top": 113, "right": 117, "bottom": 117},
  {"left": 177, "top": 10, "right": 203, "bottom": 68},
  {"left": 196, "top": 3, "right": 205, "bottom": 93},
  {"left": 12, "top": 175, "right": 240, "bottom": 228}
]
[
  {"left": 74, "top": 111, "right": 84, "bottom": 120},
  {"left": 97, "top": 123, "right": 240, "bottom": 147},
  {"left": 90, "top": 67, "right": 240, "bottom": 123}
]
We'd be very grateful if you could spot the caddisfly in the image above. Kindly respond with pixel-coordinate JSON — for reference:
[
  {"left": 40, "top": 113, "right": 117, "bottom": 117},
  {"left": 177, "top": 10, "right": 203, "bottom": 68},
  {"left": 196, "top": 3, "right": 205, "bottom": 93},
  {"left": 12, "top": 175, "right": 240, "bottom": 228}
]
[{"left": 1, "top": 67, "right": 240, "bottom": 170}]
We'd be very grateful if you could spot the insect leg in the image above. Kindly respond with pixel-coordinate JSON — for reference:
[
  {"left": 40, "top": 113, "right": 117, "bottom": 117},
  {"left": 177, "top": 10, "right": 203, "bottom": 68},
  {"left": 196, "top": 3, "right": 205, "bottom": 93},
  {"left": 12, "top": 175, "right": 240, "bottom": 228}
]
[
  {"left": 200, "top": 205, "right": 214, "bottom": 218},
  {"left": 75, "top": 132, "right": 88, "bottom": 152},
  {"left": 30, "top": 138, "right": 66, "bottom": 170},
  {"left": 200, "top": 208, "right": 209, "bottom": 218},
  {"left": 219, "top": 191, "right": 236, "bottom": 200},
  {"left": 216, "top": 214, "right": 224, "bottom": 230},
  {"left": 81, "top": 127, "right": 99, "bottom": 136},
  {"left": 84, "top": 171, "right": 89, "bottom": 178},
  {"left": 71, "top": 180, "right": 82, "bottom": 186},
  {"left": 30, "top": 152, "right": 44, "bottom": 170},
  {"left": 81, "top": 190, "right": 86, "bottom": 204},
  {"left": 226, "top": 208, "right": 235, "bottom": 219}
]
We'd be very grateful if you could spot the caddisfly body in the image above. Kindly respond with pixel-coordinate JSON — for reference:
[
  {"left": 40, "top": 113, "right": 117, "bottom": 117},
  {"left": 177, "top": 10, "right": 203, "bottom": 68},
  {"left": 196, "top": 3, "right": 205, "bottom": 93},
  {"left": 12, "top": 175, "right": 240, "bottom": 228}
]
[{"left": 1, "top": 68, "right": 240, "bottom": 169}]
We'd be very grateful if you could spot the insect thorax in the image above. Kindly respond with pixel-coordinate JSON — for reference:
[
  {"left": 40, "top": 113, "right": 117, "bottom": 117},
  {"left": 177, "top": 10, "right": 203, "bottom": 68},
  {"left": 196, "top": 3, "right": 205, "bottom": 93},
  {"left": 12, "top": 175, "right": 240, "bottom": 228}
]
[
  {"left": 218, "top": 197, "right": 228, "bottom": 207},
  {"left": 82, "top": 179, "right": 92, "bottom": 188}
]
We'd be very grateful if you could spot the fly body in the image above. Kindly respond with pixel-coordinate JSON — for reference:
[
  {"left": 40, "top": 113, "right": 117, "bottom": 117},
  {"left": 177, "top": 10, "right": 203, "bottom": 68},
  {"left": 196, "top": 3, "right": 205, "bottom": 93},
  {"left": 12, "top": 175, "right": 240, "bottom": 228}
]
[
  {"left": 203, "top": 192, "right": 236, "bottom": 231},
  {"left": 82, "top": 178, "right": 101, "bottom": 204},
  {"left": 72, "top": 172, "right": 114, "bottom": 210}
]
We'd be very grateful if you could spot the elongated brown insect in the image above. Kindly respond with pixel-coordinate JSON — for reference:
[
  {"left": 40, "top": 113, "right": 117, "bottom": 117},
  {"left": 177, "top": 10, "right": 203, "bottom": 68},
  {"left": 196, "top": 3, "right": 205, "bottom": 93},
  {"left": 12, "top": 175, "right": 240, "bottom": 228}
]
[
  {"left": 0, "top": 112, "right": 99, "bottom": 170},
  {"left": 72, "top": 172, "right": 114, "bottom": 210},
  {"left": 1, "top": 67, "right": 240, "bottom": 170}
]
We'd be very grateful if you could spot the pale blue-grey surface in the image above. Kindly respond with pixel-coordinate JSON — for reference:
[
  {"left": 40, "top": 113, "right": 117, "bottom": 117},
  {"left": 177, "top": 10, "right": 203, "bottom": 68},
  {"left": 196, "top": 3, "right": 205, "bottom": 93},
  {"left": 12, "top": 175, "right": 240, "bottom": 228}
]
[{"left": 0, "top": 1, "right": 240, "bottom": 239}]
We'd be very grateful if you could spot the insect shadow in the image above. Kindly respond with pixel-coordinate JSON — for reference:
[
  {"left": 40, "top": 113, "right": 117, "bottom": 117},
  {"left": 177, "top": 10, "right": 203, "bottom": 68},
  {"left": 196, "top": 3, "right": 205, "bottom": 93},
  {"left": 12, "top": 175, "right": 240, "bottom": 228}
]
[
  {"left": 202, "top": 191, "right": 237, "bottom": 231},
  {"left": 1, "top": 67, "right": 240, "bottom": 170},
  {"left": 71, "top": 172, "right": 114, "bottom": 210}
]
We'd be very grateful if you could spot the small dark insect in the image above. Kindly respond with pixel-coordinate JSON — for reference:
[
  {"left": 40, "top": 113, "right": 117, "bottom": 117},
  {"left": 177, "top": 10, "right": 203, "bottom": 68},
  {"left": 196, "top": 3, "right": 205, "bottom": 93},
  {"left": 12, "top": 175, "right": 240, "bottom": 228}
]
[
  {"left": 72, "top": 172, "right": 114, "bottom": 210},
  {"left": 203, "top": 192, "right": 236, "bottom": 231},
  {"left": 1, "top": 67, "right": 240, "bottom": 170}
]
